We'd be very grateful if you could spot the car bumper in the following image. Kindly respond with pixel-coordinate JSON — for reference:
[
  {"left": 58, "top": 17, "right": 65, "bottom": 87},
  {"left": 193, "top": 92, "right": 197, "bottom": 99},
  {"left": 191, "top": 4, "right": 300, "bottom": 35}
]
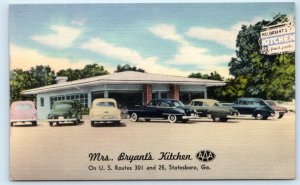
[
  {"left": 227, "top": 113, "right": 239, "bottom": 119},
  {"left": 11, "top": 119, "right": 36, "bottom": 123},
  {"left": 47, "top": 118, "right": 77, "bottom": 122},
  {"left": 182, "top": 114, "right": 199, "bottom": 119},
  {"left": 91, "top": 118, "right": 121, "bottom": 122}
]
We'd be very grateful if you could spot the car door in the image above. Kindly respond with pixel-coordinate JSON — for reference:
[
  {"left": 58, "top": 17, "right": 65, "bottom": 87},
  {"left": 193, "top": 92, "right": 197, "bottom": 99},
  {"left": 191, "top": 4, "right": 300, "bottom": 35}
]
[
  {"left": 233, "top": 100, "right": 249, "bottom": 115},
  {"left": 192, "top": 101, "right": 208, "bottom": 117},
  {"left": 157, "top": 100, "right": 174, "bottom": 118},
  {"left": 145, "top": 100, "right": 159, "bottom": 118}
]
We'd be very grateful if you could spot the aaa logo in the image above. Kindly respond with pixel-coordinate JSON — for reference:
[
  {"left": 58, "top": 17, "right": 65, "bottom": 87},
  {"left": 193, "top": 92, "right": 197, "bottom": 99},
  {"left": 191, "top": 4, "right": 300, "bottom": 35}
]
[{"left": 196, "top": 150, "right": 216, "bottom": 162}]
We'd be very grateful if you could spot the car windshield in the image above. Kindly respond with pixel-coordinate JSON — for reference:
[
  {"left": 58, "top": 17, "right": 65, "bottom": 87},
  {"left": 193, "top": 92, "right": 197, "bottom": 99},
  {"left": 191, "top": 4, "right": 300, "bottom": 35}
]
[
  {"left": 14, "top": 104, "right": 33, "bottom": 110},
  {"left": 95, "top": 102, "right": 115, "bottom": 107},
  {"left": 53, "top": 103, "right": 73, "bottom": 109},
  {"left": 170, "top": 100, "right": 185, "bottom": 107},
  {"left": 214, "top": 102, "right": 223, "bottom": 106}
]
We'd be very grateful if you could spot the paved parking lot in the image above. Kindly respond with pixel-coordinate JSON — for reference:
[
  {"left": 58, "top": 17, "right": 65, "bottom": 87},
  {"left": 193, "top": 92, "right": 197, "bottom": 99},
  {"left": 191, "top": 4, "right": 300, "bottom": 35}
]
[{"left": 10, "top": 113, "right": 295, "bottom": 180}]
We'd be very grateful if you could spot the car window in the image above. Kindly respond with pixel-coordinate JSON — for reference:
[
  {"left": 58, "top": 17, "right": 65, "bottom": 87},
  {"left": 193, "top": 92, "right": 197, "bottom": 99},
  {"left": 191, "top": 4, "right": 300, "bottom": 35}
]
[
  {"left": 254, "top": 101, "right": 264, "bottom": 105},
  {"left": 192, "top": 101, "right": 203, "bottom": 106},
  {"left": 159, "top": 102, "right": 170, "bottom": 108},
  {"left": 239, "top": 100, "right": 248, "bottom": 105},
  {"left": 14, "top": 104, "right": 33, "bottom": 110},
  {"left": 53, "top": 103, "right": 73, "bottom": 109},
  {"left": 95, "top": 102, "right": 115, "bottom": 107},
  {"left": 170, "top": 100, "right": 185, "bottom": 107},
  {"left": 148, "top": 100, "right": 157, "bottom": 107},
  {"left": 214, "top": 102, "right": 222, "bottom": 106},
  {"left": 203, "top": 102, "right": 209, "bottom": 107}
]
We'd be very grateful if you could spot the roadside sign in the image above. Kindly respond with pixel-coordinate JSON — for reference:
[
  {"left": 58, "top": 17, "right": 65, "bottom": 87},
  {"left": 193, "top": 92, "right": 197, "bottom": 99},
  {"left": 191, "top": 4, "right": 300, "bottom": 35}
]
[{"left": 259, "top": 21, "right": 295, "bottom": 55}]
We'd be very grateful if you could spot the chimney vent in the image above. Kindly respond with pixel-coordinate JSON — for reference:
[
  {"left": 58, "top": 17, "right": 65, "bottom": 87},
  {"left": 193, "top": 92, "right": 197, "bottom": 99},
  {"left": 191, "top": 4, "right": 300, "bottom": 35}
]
[{"left": 56, "top": 76, "right": 68, "bottom": 84}]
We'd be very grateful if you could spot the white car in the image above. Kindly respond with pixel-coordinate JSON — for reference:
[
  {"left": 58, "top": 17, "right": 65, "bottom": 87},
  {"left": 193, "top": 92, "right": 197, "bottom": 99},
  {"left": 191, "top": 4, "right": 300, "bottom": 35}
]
[{"left": 90, "top": 98, "right": 121, "bottom": 126}]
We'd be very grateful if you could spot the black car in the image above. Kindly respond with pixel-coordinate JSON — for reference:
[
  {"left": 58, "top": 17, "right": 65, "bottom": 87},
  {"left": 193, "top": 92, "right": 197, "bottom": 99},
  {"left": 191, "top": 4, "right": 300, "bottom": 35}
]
[
  {"left": 127, "top": 99, "right": 197, "bottom": 123},
  {"left": 232, "top": 98, "right": 275, "bottom": 120}
]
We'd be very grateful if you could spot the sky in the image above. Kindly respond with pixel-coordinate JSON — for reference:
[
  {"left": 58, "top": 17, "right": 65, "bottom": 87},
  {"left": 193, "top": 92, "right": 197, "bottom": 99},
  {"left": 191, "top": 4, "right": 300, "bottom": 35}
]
[{"left": 9, "top": 3, "right": 295, "bottom": 78}]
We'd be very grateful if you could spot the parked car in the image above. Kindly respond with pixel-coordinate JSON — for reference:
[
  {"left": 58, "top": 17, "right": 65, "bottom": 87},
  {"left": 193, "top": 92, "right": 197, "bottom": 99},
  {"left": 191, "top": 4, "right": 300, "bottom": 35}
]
[
  {"left": 127, "top": 99, "right": 197, "bottom": 123},
  {"left": 188, "top": 99, "right": 239, "bottom": 122},
  {"left": 265, "top": 100, "right": 288, "bottom": 118},
  {"left": 232, "top": 98, "right": 275, "bottom": 120},
  {"left": 90, "top": 98, "right": 121, "bottom": 126},
  {"left": 47, "top": 100, "right": 82, "bottom": 126},
  {"left": 10, "top": 101, "right": 37, "bottom": 126}
]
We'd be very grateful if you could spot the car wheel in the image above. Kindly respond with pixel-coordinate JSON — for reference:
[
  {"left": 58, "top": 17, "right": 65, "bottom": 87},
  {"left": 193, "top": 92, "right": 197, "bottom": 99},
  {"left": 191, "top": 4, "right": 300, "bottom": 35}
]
[
  {"left": 255, "top": 113, "right": 264, "bottom": 120},
  {"left": 32, "top": 121, "right": 37, "bottom": 126},
  {"left": 220, "top": 118, "right": 228, "bottom": 122},
  {"left": 182, "top": 119, "right": 189, "bottom": 123},
  {"left": 131, "top": 113, "right": 139, "bottom": 122},
  {"left": 168, "top": 115, "right": 177, "bottom": 123},
  {"left": 212, "top": 117, "right": 220, "bottom": 122},
  {"left": 56, "top": 122, "right": 60, "bottom": 126},
  {"left": 10, "top": 122, "right": 14, "bottom": 127},
  {"left": 145, "top": 119, "right": 151, "bottom": 122},
  {"left": 49, "top": 122, "right": 53, "bottom": 127},
  {"left": 91, "top": 121, "right": 95, "bottom": 127},
  {"left": 278, "top": 114, "right": 284, "bottom": 119}
]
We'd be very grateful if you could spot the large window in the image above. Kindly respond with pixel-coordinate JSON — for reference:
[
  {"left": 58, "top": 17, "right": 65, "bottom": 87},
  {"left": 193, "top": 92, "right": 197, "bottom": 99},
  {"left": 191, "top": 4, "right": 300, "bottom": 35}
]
[
  {"left": 66, "top": 93, "right": 88, "bottom": 108},
  {"left": 50, "top": 95, "right": 65, "bottom": 109},
  {"left": 50, "top": 93, "right": 88, "bottom": 109}
]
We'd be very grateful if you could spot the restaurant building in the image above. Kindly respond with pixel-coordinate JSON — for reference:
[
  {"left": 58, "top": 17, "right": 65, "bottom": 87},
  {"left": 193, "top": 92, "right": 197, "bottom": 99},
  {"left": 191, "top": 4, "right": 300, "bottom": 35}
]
[{"left": 22, "top": 71, "right": 225, "bottom": 119}]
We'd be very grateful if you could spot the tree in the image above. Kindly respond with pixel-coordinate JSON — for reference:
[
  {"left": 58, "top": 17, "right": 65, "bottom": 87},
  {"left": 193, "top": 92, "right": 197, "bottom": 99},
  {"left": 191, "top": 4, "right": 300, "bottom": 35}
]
[
  {"left": 115, "top": 64, "right": 145, "bottom": 73},
  {"left": 188, "top": 71, "right": 224, "bottom": 81},
  {"left": 188, "top": 71, "right": 224, "bottom": 99},
  {"left": 228, "top": 14, "right": 295, "bottom": 100},
  {"left": 10, "top": 65, "right": 56, "bottom": 103},
  {"left": 56, "top": 64, "right": 109, "bottom": 81}
]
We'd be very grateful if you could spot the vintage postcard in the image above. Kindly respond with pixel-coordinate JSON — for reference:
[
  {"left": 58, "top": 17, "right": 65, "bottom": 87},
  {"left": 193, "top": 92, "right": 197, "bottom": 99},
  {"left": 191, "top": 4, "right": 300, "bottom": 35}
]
[{"left": 9, "top": 3, "right": 295, "bottom": 180}]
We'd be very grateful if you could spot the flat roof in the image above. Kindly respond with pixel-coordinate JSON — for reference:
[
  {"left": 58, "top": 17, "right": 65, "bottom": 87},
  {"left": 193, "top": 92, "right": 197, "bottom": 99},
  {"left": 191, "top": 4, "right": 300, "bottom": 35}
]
[{"left": 22, "top": 71, "right": 226, "bottom": 95}]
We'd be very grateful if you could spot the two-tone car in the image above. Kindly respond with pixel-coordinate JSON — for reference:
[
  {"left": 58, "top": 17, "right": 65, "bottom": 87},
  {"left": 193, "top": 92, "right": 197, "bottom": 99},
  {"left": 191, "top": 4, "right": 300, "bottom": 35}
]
[
  {"left": 47, "top": 100, "right": 82, "bottom": 126},
  {"left": 232, "top": 98, "right": 275, "bottom": 120},
  {"left": 10, "top": 101, "right": 37, "bottom": 126},
  {"left": 127, "top": 99, "right": 197, "bottom": 123},
  {"left": 188, "top": 99, "right": 239, "bottom": 122},
  {"left": 90, "top": 98, "right": 121, "bottom": 126}
]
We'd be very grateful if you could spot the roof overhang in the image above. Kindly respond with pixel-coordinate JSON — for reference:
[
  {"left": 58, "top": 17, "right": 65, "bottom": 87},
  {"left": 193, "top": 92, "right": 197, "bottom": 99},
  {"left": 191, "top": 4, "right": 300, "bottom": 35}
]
[{"left": 22, "top": 72, "right": 226, "bottom": 95}]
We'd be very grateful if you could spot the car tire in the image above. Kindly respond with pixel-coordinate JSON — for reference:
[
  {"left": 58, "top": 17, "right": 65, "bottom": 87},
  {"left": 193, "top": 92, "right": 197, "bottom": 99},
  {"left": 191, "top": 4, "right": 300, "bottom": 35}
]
[
  {"left": 145, "top": 119, "right": 151, "bottom": 122},
  {"left": 220, "top": 118, "right": 228, "bottom": 122},
  {"left": 278, "top": 114, "right": 284, "bottom": 119},
  {"left": 255, "top": 113, "right": 264, "bottom": 120},
  {"left": 131, "top": 113, "right": 139, "bottom": 122},
  {"left": 56, "top": 122, "right": 60, "bottom": 126},
  {"left": 10, "top": 122, "right": 14, "bottom": 127},
  {"left": 168, "top": 114, "right": 177, "bottom": 123},
  {"left": 212, "top": 117, "right": 220, "bottom": 122},
  {"left": 32, "top": 121, "right": 37, "bottom": 126},
  {"left": 91, "top": 121, "right": 95, "bottom": 127},
  {"left": 49, "top": 122, "right": 53, "bottom": 127}
]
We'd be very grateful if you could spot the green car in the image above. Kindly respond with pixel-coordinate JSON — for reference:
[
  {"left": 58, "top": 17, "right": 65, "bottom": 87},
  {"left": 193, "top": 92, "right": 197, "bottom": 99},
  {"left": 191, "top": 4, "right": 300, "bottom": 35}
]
[
  {"left": 47, "top": 100, "right": 82, "bottom": 126},
  {"left": 188, "top": 99, "right": 239, "bottom": 122}
]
